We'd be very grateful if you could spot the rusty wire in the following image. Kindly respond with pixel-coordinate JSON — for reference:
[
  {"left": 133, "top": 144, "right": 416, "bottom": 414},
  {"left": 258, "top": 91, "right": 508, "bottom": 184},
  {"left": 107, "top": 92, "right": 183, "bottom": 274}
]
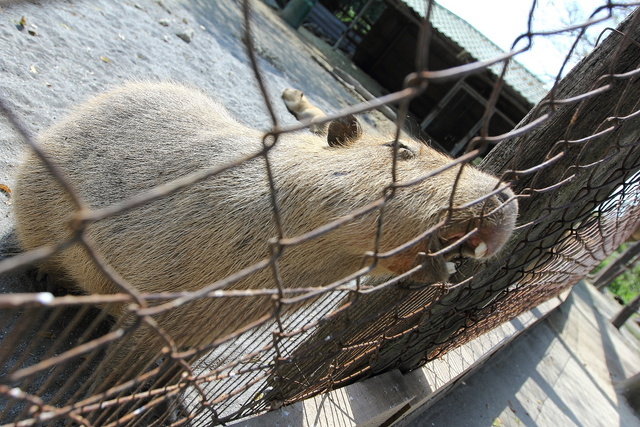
[{"left": 1, "top": 0, "right": 639, "bottom": 425}]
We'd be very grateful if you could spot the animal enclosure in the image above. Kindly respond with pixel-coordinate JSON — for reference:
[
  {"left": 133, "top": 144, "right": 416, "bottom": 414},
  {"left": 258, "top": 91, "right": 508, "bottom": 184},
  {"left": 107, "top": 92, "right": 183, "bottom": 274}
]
[{"left": 1, "top": 0, "right": 639, "bottom": 426}]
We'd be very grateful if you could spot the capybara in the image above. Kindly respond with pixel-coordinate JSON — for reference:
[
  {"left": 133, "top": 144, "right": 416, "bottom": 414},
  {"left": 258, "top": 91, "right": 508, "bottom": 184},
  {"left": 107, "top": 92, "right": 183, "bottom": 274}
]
[
  {"left": 282, "top": 87, "right": 328, "bottom": 134},
  {"left": 13, "top": 81, "right": 518, "bottom": 386}
]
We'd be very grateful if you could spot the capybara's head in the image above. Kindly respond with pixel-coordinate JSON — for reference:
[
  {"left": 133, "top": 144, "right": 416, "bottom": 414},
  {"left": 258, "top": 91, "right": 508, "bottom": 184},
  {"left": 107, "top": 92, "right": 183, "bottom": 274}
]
[{"left": 283, "top": 116, "right": 519, "bottom": 284}]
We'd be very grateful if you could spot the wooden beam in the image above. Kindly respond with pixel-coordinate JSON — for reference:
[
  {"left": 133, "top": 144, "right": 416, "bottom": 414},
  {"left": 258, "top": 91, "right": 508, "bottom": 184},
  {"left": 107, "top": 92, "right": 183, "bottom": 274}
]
[
  {"left": 592, "top": 241, "right": 640, "bottom": 290},
  {"left": 612, "top": 289, "right": 640, "bottom": 329}
]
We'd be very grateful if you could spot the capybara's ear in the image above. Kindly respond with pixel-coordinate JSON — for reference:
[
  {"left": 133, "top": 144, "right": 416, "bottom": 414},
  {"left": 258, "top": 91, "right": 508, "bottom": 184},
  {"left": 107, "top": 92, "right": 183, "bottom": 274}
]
[{"left": 327, "top": 115, "right": 362, "bottom": 147}]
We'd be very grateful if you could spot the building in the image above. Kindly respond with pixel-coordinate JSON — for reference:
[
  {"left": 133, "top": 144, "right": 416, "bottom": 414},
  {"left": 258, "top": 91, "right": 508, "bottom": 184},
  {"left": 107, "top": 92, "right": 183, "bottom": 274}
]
[{"left": 303, "top": 0, "right": 548, "bottom": 156}]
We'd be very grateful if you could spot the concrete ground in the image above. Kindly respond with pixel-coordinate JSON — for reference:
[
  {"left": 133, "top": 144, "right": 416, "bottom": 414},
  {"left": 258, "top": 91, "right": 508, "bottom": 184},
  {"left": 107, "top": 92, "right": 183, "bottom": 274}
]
[{"left": 404, "top": 281, "right": 640, "bottom": 427}]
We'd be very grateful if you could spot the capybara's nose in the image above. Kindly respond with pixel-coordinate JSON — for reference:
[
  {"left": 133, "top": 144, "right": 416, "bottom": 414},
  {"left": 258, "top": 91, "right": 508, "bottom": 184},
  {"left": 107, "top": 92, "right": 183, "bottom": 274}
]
[
  {"left": 441, "top": 186, "right": 518, "bottom": 260},
  {"left": 496, "top": 190, "right": 511, "bottom": 204},
  {"left": 474, "top": 188, "right": 518, "bottom": 258}
]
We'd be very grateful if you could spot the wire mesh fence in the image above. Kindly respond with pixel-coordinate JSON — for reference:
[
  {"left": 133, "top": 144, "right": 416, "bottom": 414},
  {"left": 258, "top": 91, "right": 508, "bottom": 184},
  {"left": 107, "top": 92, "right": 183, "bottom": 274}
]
[{"left": 0, "top": 0, "right": 639, "bottom": 425}]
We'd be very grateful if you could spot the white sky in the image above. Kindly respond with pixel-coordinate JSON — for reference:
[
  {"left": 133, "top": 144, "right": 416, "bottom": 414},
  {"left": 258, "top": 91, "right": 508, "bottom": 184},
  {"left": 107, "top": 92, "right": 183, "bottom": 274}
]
[{"left": 435, "top": 0, "right": 637, "bottom": 85}]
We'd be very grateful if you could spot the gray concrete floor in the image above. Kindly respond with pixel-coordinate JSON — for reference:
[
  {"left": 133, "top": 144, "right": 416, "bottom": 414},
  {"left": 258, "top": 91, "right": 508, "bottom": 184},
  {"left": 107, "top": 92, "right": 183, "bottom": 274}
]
[{"left": 404, "top": 281, "right": 640, "bottom": 427}]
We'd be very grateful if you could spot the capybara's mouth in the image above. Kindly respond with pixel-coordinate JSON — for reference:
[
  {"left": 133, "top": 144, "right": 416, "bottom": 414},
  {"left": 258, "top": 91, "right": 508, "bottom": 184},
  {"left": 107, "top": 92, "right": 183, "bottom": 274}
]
[
  {"left": 438, "top": 189, "right": 518, "bottom": 261},
  {"left": 440, "top": 219, "right": 513, "bottom": 261},
  {"left": 441, "top": 232, "right": 488, "bottom": 260},
  {"left": 438, "top": 235, "right": 489, "bottom": 280}
]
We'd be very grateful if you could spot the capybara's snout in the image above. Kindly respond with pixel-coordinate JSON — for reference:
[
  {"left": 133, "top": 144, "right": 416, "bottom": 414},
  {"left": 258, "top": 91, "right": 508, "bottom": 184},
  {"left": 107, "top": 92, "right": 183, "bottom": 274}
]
[{"left": 439, "top": 186, "right": 518, "bottom": 261}]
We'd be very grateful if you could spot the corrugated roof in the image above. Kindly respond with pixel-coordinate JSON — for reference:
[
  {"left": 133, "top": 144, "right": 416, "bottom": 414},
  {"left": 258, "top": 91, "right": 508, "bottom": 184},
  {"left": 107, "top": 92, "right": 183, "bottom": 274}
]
[{"left": 401, "top": 0, "right": 548, "bottom": 105}]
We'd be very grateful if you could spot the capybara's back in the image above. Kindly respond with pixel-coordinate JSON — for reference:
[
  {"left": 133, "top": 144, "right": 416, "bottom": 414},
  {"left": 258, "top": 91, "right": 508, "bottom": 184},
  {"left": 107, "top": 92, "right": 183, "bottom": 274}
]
[
  {"left": 14, "top": 82, "right": 271, "bottom": 300},
  {"left": 13, "top": 81, "right": 518, "bottom": 384}
]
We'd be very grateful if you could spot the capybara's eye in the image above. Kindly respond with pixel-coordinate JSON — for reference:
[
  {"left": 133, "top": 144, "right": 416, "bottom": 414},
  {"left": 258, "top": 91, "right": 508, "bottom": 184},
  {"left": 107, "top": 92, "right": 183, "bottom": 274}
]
[{"left": 383, "top": 141, "right": 416, "bottom": 160}]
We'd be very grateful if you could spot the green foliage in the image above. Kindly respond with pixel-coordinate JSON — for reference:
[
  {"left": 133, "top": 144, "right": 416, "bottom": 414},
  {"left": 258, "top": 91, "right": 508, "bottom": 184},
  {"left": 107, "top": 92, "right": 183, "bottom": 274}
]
[
  {"left": 333, "top": 0, "right": 387, "bottom": 33},
  {"left": 592, "top": 243, "right": 640, "bottom": 304},
  {"left": 608, "top": 263, "right": 640, "bottom": 304}
]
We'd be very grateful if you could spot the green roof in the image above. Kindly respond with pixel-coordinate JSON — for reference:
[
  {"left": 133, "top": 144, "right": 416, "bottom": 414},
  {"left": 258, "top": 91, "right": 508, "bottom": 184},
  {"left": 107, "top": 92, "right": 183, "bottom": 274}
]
[{"left": 401, "top": 0, "right": 548, "bottom": 104}]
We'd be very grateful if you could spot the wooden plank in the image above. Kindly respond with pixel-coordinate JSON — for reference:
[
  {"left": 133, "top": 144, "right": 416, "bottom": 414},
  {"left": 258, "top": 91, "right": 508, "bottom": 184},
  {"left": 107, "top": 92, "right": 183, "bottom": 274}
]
[
  {"left": 233, "top": 369, "right": 416, "bottom": 427},
  {"left": 401, "top": 292, "right": 567, "bottom": 420}
]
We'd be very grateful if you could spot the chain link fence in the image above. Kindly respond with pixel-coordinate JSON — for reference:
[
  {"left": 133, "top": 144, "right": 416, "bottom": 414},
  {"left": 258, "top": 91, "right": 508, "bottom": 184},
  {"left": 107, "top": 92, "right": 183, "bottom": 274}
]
[{"left": 1, "top": 0, "right": 639, "bottom": 425}]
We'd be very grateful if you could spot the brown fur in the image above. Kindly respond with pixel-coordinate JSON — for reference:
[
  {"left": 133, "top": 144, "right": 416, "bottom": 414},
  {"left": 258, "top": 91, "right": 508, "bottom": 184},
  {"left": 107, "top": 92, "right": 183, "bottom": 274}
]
[{"left": 13, "top": 82, "right": 518, "bottom": 384}]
